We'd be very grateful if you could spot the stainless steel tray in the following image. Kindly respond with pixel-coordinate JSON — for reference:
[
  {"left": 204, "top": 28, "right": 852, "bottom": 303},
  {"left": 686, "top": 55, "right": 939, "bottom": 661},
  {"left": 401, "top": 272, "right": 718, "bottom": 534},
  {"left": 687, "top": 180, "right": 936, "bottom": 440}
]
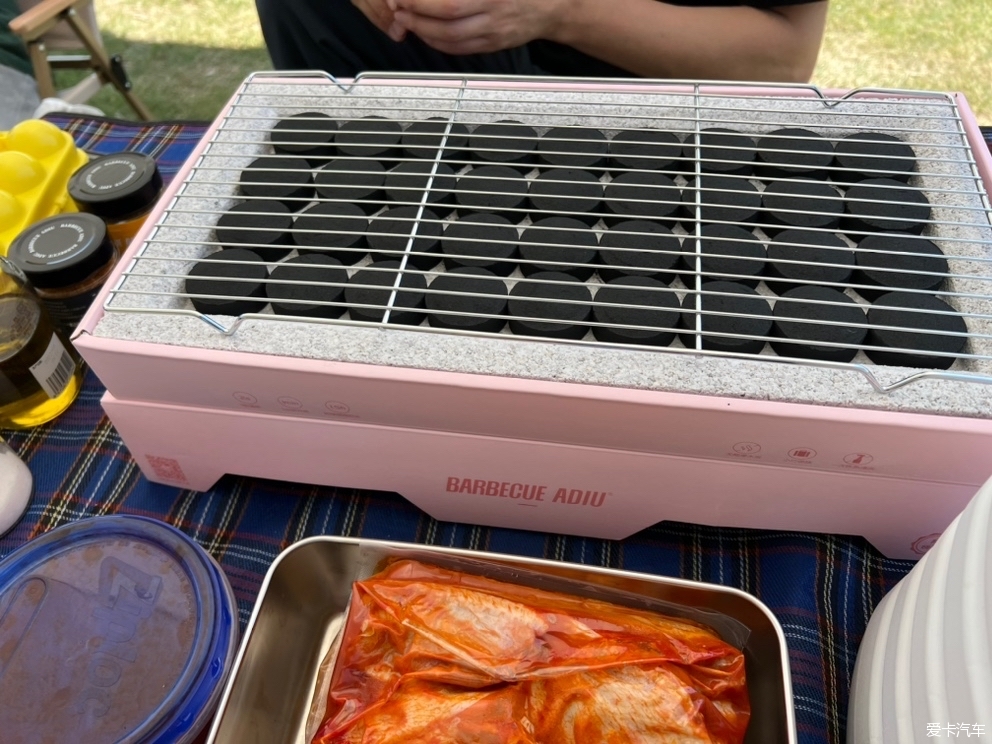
[{"left": 206, "top": 536, "right": 797, "bottom": 743}]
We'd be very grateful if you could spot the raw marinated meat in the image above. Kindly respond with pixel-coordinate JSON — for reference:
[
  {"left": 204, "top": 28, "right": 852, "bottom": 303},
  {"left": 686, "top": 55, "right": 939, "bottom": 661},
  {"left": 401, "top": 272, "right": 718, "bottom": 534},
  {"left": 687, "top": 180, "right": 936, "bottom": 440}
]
[{"left": 311, "top": 560, "right": 749, "bottom": 744}]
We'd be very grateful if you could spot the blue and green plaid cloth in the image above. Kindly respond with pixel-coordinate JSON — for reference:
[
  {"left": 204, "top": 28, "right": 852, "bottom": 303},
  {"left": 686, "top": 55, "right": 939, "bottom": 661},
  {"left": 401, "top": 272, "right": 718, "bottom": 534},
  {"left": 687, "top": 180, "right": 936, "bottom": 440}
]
[{"left": 3, "top": 115, "right": 991, "bottom": 744}]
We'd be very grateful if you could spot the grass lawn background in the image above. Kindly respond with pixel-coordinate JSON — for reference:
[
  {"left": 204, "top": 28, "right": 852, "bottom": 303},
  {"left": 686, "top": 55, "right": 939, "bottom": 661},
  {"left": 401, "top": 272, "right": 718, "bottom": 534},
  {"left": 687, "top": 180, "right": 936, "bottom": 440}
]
[{"left": 82, "top": 0, "right": 991, "bottom": 124}]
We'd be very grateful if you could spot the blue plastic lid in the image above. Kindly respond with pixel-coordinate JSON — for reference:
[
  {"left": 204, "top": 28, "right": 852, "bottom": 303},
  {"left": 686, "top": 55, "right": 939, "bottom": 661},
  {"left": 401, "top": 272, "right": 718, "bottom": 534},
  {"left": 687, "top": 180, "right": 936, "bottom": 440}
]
[{"left": 0, "top": 515, "right": 237, "bottom": 743}]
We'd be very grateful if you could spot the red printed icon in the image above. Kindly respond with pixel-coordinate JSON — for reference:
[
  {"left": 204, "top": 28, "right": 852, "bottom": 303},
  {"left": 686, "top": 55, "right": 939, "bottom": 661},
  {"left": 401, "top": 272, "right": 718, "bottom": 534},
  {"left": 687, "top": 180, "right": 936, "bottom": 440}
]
[
  {"left": 788, "top": 447, "right": 817, "bottom": 460},
  {"left": 733, "top": 442, "right": 761, "bottom": 454},
  {"left": 912, "top": 533, "right": 941, "bottom": 555},
  {"left": 844, "top": 453, "right": 874, "bottom": 466},
  {"left": 233, "top": 391, "right": 257, "bottom": 406}
]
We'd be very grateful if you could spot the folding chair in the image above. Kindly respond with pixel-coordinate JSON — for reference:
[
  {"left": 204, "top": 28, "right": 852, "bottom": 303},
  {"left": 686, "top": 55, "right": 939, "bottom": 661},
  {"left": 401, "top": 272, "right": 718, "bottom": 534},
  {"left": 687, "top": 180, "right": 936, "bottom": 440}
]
[{"left": 10, "top": 0, "right": 151, "bottom": 120}]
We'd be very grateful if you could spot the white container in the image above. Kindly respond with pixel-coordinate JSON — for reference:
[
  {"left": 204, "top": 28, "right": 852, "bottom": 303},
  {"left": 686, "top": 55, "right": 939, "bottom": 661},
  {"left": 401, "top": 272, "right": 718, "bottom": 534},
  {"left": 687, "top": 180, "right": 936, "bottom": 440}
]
[
  {"left": 849, "top": 476, "right": 992, "bottom": 743},
  {"left": 914, "top": 516, "right": 958, "bottom": 730},
  {"left": 943, "top": 483, "right": 992, "bottom": 724},
  {"left": 0, "top": 439, "right": 32, "bottom": 537}
]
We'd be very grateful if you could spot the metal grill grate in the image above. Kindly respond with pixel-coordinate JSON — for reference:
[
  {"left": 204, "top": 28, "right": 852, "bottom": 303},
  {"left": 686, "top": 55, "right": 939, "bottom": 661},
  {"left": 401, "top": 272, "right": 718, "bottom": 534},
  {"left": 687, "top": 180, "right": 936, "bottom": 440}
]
[{"left": 104, "top": 73, "right": 992, "bottom": 392}]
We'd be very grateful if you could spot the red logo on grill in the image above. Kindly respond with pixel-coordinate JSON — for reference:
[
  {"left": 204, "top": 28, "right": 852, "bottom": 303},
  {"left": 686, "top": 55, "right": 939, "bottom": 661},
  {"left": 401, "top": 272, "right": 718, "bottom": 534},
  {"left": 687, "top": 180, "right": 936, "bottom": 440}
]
[{"left": 445, "top": 477, "right": 608, "bottom": 507}]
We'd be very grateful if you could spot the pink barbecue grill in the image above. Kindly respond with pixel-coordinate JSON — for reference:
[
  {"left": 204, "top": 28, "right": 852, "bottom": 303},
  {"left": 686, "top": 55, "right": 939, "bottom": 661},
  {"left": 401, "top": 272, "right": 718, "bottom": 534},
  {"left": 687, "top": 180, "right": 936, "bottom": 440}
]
[{"left": 73, "top": 73, "right": 992, "bottom": 559}]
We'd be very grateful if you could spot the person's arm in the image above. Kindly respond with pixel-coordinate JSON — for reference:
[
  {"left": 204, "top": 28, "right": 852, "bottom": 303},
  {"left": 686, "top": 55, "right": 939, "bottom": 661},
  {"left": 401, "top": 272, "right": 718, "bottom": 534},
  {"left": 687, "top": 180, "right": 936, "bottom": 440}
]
[{"left": 385, "top": 0, "right": 828, "bottom": 83}]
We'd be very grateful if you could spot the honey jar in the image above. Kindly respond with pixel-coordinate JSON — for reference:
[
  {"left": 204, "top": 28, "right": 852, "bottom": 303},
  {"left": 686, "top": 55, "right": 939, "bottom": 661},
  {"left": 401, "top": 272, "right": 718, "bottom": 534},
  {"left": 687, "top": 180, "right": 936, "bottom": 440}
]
[
  {"left": 67, "top": 151, "right": 163, "bottom": 252},
  {"left": 7, "top": 212, "right": 118, "bottom": 335}
]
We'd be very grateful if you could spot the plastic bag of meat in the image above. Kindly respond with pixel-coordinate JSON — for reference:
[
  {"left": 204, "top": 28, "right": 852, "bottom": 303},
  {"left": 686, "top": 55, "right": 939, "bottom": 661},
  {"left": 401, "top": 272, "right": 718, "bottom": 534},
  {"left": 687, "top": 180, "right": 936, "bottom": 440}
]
[{"left": 309, "top": 559, "right": 750, "bottom": 744}]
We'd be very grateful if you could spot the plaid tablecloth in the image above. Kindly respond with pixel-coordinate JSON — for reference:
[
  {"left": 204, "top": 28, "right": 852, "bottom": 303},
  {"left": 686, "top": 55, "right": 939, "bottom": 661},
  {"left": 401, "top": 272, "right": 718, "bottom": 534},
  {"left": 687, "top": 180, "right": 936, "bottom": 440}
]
[{"left": 3, "top": 114, "right": 991, "bottom": 744}]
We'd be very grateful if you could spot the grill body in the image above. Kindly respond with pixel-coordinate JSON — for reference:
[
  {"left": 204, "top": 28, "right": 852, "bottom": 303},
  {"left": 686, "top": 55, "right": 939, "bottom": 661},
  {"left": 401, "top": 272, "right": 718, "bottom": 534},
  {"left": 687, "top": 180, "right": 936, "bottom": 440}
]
[{"left": 73, "top": 74, "right": 992, "bottom": 558}]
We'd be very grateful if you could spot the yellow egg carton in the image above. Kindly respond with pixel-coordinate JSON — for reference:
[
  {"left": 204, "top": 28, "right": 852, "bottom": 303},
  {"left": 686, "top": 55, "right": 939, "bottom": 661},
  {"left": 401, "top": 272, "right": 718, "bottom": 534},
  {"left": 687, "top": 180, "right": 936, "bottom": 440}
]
[{"left": 0, "top": 119, "right": 89, "bottom": 255}]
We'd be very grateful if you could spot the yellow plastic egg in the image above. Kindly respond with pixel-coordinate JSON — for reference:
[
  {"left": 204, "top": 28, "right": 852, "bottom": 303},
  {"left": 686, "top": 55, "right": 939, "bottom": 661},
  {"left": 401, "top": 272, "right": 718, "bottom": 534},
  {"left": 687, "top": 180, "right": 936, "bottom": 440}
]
[
  {"left": 0, "top": 189, "right": 25, "bottom": 226},
  {"left": 0, "top": 151, "right": 46, "bottom": 195},
  {"left": 6, "top": 119, "right": 66, "bottom": 161}
]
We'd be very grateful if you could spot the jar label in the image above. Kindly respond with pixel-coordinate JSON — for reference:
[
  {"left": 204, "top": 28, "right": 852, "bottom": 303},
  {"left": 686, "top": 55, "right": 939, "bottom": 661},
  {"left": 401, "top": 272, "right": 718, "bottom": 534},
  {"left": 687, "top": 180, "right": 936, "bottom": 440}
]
[
  {"left": 0, "top": 297, "right": 40, "bottom": 363},
  {"left": 24, "top": 220, "right": 89, "bottom": 261},
  {"left": 45, "top": 286, "right": 102, "bottom": 336},
  {"left": 84, "top": 157, "right": 140, "bottom": 191},
  {"left": 29, "top": 334, "right": 76, "bottom": 399}
]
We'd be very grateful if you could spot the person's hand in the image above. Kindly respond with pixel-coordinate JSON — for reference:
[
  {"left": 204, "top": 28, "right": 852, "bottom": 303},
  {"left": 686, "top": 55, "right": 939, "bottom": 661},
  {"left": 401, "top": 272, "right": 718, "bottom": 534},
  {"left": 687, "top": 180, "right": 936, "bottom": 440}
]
[
  {"left": 387, "top": 0, "right": 569, "bottom": 55},
  {"left": 352, "top": 0, "right": 407, "bottom": 41}
]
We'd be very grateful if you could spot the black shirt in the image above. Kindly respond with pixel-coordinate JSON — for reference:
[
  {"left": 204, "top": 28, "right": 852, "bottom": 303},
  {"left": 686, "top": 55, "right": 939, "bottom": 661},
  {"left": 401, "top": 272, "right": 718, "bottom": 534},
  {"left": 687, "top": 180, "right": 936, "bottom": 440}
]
[{"left": 529, "top": 0, "right": 824, "bottom": 77}]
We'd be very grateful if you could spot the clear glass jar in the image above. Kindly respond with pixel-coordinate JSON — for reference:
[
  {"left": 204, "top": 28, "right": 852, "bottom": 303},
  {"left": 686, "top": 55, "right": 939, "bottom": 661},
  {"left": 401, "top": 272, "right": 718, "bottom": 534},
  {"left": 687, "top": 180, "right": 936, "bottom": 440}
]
[{"left": 0, "top": 257, "right": 83, "bottom": 429}]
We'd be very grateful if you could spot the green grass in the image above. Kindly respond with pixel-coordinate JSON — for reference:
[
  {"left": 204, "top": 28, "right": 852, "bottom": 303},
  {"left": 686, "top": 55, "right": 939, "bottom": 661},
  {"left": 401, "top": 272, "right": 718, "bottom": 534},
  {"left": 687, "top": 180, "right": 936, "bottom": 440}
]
[
  {"left": 70, "top": 0, "right": 992, "bottom": 124},
  {"left": 73, "top": 0, "right": 271, "bottom": 121},
  {"left": 813, "top": 0, "right": 992, "bottom": 123}
]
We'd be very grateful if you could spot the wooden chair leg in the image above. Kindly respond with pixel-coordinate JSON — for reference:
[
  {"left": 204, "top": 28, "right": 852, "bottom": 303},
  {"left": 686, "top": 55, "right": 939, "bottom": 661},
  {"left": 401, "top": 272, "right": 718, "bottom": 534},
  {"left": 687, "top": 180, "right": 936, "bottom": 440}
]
[
  {"left": 12, "top": 0, "right": 154, "bottom": 121},
  {"left": 64, "top": 8, "right": 152, "bottom": 120},
  {"left": 26, "top": 41, "right": 58, "bottom": 99}
]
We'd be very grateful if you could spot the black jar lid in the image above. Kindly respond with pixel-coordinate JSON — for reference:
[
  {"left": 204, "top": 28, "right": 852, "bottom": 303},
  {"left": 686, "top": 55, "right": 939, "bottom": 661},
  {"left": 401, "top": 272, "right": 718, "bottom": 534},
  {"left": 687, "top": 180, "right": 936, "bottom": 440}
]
[
  {"left": 8, "top": 212, "right": 114, "bottom": 289},
  {"left": 68, "top": 151, "right": 163, "bottom": 220}
]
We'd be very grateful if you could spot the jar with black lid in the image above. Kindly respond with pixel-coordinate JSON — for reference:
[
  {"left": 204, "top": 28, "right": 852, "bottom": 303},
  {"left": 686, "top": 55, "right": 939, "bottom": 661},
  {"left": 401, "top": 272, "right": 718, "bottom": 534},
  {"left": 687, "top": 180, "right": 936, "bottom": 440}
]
[
  {"left": 7, "top": 212, "right": 118, "bottom": 335},
  {"left": 67, "top": 151, "right": 163, "bottom": 252},
  {"left": 0, "top": 257, "right": 83, "bottom": 429}
]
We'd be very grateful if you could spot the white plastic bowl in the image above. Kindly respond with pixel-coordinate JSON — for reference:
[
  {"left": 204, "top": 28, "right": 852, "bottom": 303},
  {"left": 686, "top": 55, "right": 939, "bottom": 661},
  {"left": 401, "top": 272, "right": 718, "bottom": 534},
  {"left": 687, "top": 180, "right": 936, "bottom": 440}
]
[
  {"left": 848, "top": 571, "right": 906, "bottom": 744},
  {"left": 888, "top": 545, "right": 931, "bottom": 744},
  {"left": 946, "top": 476, "right": 992, "bottom": 723}
]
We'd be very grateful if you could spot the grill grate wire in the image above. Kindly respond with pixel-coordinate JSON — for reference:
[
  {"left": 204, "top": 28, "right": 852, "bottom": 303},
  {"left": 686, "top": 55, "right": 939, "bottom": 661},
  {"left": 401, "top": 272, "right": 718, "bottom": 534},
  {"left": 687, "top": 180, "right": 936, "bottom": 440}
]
[{"left": 104, "top": 72, "right": 992, "bottom": 392}]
